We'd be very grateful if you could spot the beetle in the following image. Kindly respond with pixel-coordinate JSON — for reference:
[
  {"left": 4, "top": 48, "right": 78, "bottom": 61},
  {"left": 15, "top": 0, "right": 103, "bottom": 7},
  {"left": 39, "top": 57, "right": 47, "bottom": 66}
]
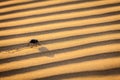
[{"left": 28, "top": 39, "right": 40, "bottom": 47}]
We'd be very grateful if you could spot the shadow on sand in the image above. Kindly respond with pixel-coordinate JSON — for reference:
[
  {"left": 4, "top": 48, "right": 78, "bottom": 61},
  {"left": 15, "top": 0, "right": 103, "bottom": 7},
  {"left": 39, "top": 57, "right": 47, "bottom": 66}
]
[{"left": 38, "top": 47, "right": 54, "bottom": 57}]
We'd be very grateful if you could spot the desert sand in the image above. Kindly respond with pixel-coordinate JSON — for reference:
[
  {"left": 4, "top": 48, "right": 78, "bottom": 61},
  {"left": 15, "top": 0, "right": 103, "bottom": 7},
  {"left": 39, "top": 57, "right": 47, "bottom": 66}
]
[{"left": 0, "top": 0, "right": 120, "bottom": 80}]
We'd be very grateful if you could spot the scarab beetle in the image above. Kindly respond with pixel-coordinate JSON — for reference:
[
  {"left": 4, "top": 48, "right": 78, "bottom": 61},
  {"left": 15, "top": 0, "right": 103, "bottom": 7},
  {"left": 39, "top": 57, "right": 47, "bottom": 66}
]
[{"left": 28, "top": 39, "right": 40, "bottom": 47}]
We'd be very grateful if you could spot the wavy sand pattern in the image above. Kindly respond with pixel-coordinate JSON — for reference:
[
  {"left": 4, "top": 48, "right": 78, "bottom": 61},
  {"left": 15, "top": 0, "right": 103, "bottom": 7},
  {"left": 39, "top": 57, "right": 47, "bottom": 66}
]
[{"left": 0, "top": 0, "right": 120, "bottom": 80}]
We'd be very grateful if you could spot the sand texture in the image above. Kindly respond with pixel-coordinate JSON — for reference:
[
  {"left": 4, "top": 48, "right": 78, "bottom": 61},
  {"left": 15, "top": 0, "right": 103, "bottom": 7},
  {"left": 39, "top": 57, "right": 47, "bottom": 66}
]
[{"left": 0, "top": 0, "right": 120, "bottom": 80}]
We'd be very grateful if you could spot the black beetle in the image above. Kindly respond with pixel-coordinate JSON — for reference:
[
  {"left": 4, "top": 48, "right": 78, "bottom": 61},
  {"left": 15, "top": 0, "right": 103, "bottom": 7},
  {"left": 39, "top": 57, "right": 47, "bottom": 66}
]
[{"left": 28, "top": 39, "right": 40, "bottom": 47}]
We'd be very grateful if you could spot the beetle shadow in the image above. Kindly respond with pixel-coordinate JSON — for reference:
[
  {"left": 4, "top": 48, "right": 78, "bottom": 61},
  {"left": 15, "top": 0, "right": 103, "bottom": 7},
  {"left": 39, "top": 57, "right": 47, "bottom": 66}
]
[{"left": 38, "top": 47, "right": 54, "bottom": 57}]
